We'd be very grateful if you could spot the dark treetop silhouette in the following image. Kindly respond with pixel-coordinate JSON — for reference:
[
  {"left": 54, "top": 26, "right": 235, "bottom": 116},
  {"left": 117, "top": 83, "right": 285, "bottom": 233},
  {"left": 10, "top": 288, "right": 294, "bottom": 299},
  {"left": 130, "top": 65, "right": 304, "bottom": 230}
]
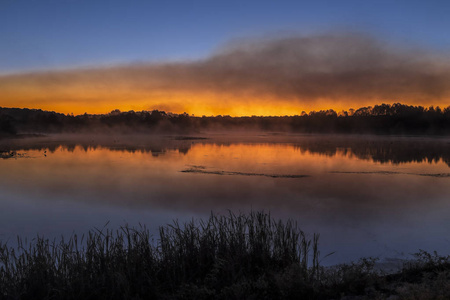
[{"left": 0, "top": 103, "right": 449, "bottom": 136}]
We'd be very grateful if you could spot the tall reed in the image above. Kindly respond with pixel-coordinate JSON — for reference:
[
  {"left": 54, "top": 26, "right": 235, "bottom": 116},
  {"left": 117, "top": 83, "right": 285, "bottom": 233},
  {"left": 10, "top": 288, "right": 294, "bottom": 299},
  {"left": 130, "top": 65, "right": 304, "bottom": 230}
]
[{"left": 0, "top": 211, "right": 319, "bottom": 299}]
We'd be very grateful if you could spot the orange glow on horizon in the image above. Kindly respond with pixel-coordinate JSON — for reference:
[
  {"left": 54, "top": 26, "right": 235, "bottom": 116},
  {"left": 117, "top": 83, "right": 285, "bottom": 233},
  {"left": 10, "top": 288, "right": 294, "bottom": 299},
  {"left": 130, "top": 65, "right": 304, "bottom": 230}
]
[
  {"left": 0, "top": 88, "right": 444, "bottom": 117},
  {"left": 0, "top": 82, "right": 340, "bottom": 116},
  {"left": 0, "top": 68, "right": 447, "bottom": 116},
  {"left": 2, "top": 32, "right": 450, "bottom": 117}
]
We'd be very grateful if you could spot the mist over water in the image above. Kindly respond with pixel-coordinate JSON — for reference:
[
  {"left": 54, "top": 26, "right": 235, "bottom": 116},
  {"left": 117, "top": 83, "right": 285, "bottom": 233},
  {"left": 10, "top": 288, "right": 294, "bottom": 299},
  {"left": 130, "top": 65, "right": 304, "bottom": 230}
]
[{"left": 1, "top": 133, "right": 450, "bottom": 265}]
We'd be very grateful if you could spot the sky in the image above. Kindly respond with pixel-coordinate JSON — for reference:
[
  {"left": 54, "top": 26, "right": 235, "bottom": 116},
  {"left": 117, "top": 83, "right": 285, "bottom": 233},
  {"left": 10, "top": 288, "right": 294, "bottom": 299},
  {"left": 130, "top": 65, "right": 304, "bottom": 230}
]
[{"left": 1, "top": 0, "right": 450, "bottom": 115}]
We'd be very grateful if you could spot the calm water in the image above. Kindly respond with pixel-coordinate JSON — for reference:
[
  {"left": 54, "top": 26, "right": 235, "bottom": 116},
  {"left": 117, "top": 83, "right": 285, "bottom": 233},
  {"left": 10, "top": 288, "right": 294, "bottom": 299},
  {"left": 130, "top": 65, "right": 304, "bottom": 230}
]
[{"left": 1, "top": 134, "right": 449, "bottom": 265}]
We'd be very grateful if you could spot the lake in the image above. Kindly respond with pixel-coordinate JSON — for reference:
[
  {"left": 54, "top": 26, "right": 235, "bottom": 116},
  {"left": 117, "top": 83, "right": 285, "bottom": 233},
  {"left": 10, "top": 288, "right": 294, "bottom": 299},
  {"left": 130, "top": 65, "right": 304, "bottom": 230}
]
[{"left": 1, "top": 133, "right": 449, "bottom": 265}]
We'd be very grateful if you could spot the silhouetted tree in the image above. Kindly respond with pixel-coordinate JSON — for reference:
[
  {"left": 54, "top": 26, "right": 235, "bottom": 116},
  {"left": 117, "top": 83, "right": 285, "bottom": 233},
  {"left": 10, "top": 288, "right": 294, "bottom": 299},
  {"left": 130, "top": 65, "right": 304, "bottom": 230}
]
[
  {"left": 0, "top": 116, "right": 16, "bottom": 135},
  {"left": 0, "top": 103, "right": 449, "bottom": 135}
]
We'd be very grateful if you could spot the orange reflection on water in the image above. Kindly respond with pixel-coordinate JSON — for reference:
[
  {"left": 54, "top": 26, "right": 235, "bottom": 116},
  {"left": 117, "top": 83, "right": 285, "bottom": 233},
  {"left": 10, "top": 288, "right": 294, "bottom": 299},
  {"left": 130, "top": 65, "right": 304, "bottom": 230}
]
[
  {"left": 1, "top": 141, "right": 449, "bottom": 206},
  {"left": 1, "top": 137, "right": 450, "bottom": 264}
]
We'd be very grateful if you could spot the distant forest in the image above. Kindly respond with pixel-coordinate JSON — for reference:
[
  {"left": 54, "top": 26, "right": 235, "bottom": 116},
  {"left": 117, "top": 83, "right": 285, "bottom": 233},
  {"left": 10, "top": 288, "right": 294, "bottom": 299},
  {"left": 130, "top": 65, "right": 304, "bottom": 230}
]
[{"left": 1, "top": 103, "right": 450, "bottom": 135}]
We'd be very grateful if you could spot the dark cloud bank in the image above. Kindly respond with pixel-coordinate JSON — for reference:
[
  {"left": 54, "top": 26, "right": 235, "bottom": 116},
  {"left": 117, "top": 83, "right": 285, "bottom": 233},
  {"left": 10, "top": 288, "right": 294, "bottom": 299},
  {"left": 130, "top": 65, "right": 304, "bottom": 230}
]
[
  {"left": 1, "top": 32, "right": 450, "bottom": 109},
  {"left": 165, "top": 32, "right": 450, "bottom": 102}
]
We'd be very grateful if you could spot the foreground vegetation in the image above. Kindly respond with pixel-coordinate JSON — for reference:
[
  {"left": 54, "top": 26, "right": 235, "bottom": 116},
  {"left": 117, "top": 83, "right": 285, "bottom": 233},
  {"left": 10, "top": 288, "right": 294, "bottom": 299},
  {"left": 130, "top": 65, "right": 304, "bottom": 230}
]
[{"left": 1, "top": 212, "right": 449, "bottom": 299}]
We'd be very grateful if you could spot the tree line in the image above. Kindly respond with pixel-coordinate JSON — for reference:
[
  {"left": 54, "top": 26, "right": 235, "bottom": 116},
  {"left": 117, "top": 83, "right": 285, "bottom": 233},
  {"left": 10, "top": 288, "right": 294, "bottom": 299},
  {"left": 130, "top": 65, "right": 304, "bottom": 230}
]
[{"left": 1, "top": 103, "right": 450, "bottom": 135}]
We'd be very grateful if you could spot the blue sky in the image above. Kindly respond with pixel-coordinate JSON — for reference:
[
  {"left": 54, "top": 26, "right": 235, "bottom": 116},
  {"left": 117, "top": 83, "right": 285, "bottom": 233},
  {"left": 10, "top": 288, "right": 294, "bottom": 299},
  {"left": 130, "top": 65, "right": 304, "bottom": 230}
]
[{"left": 1, "top": 0, "right": 450, "bottom": 73}]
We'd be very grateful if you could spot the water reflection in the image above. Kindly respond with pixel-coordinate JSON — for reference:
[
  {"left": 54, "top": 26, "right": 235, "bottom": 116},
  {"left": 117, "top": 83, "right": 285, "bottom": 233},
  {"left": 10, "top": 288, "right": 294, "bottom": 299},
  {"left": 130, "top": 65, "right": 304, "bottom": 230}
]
[
  {"left": 0, "top": 134, "right": 449, "bottom": 265},
  {"left": 2, "top": 134, "right": 449, "bottom": 166}
]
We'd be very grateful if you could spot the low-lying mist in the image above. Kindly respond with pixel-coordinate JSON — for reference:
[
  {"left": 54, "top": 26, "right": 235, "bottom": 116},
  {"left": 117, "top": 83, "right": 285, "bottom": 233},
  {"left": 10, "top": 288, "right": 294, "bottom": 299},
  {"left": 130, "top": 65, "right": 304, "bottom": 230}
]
[{"left": 1, "top": 103, "right": 449, "bottom": 136}]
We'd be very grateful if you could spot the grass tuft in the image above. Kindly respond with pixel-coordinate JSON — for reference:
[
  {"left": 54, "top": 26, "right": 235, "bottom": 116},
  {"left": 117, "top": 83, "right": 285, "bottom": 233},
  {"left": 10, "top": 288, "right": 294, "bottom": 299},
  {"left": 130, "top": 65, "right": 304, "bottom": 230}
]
[{"left": 1, "top": 211, "right": 449, "bottom": 299}]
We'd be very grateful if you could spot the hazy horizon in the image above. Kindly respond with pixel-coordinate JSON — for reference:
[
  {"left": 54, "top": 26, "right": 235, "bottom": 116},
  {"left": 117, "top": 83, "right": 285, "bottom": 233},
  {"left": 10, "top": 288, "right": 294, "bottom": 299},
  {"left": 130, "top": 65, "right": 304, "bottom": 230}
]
[{"left": 1, "top": 32, "right": 450, "bottom": 116}]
